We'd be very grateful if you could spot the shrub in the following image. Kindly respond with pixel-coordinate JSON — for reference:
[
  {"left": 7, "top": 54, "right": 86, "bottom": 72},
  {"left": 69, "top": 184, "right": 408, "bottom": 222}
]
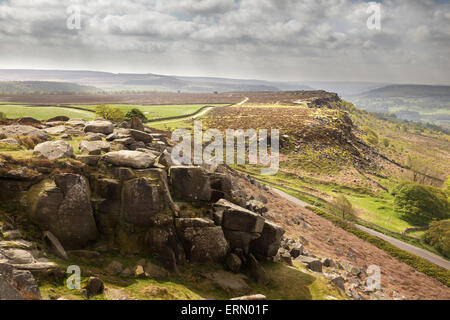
[
  {"left": 381, "top": 137, "right": 390, "bottom": 147},
  {"left": 327, "top": 194, "right": 357, "bottom": 221},
  {"left": 95, "top": 105, "right": 125, "bottom": 122},
  {"left": 0, "top": 112, "right": 5, "bottom": 120},
  {"left": 393, "top": 182, "right": 449, "bottom": 226},
  {"left": 362, "top": 126, "right": 379, "bottom": 145},
  {"left": 16, "top": 135, "right": 44, "bottom": 149},
  {"left": 125, "top": 108, "right": 147, "bottom": 121},
  {"left": 424, "top": 220, "right": 450, "bottom": 258}
]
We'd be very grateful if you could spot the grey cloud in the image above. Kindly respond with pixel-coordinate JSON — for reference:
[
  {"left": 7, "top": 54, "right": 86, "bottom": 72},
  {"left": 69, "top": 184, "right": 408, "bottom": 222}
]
[{"left": 0, "top": 0, "right": 448, "bottom": 84}]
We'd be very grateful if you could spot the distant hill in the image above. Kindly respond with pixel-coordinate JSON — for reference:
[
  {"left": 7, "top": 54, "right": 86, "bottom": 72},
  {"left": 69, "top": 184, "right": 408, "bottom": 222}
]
[
  {"left": 0, "top": 69, "right": 312, "bottom": 93},
  {"left": 349, "top": 84, "right": 450, "bottom": 130},
  {"left": 356, "top": 84, "right": 450, "bottom": 99},
  {"left": 303, "top": 81, "right": 389, "bottom": 97},
  {"left": 0, "top": 81, "right": 99, "bottom": 94}
]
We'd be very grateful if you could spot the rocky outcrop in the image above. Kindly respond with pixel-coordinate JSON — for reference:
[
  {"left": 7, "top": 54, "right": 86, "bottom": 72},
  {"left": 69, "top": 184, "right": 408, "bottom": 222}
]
[{"left": 33, "top": 140, "right": 74, "bottom": 160}]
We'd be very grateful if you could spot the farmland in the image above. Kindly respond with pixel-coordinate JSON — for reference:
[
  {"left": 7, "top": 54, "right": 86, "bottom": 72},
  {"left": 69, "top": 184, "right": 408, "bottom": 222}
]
[
  {"left": 0, "top": 103, "right": 228, "bottom": 121},
  {"left": 0, "top": 104, "right": 95, "bottom": 120}
]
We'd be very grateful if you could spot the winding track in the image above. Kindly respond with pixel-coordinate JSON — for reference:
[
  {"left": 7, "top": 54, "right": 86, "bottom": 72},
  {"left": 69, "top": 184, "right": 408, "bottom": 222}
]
[
  {"left": 149, "top": 97, "right": 249, "bottom": 126},
  {"left": 271, "top": 188, "right": 450, "bottom": 270}
]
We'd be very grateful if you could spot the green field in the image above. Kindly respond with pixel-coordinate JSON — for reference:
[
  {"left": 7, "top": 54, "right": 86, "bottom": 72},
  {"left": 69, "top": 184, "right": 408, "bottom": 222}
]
[
  {"left": 0, "top": 104, "right": 228, "bottom": 121},
  {"left": 71, "top": 104, "right": 228, "bottom": 119},
  {"left": 0, "top": 105, "right": 95, "bottom": 120}
]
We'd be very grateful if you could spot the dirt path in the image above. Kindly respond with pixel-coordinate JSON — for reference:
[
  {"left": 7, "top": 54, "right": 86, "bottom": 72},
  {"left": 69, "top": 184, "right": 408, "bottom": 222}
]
[{"left": 272, "top": 187, "right": 450, "bottom": 270}]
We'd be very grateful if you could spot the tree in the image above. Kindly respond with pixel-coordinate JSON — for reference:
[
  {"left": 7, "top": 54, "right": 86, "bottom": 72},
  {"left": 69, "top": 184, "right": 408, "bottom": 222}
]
[
  {"left": 393, "top": 181, "right": 449, "bottom": 226},
  {"left": 95, "top": 105, "right": 125, "bottom": 122},
  {"left": 0, "top": 112, "right": 5, "bottom": 120},
  {"left": 328, "top": 194, "right": 357, "bottom": 221},
  {"left": 125, "top": 108, "right": 147, "bottom": 121},
  {"left": 424, "top": 220, "right": 450, "bottom": 258}
]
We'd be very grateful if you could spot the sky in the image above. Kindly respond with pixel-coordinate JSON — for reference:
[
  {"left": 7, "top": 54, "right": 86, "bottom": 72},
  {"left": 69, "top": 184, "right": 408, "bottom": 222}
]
[{"left": 0, "top": 0, "right": 449, "bottom": 84}]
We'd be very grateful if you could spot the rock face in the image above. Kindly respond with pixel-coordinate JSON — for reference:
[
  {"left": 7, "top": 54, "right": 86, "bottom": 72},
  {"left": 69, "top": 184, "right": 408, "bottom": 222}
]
[
  {"left": 33, "top": 140, "right": 74, "bottom": 160},
  {"left": 0, "top": 125, "right": 48, "bottom": 140},
  {"left": 175, "top": 218, "right": 229, "bottom": 263},
  {"left": 169, "top": 166, "right": 212, "bottom": 201},
  {"left": 121, "top": 177, "right": 167, "bottom": 226},
  {"left": 102, "top": 150, "right": 157, "bottom": 169},
  {"left": 84, "top": 120, "right": 114, "bottom": 135},
  {"left": 27, "top": 174, "right": 98, "bottom": 248}
]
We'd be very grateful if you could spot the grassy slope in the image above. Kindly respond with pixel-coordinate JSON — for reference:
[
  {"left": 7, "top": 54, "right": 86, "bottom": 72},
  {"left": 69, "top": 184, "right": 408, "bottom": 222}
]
[{"left": 38, "top": 254, "right": 347, "bottom": 300}]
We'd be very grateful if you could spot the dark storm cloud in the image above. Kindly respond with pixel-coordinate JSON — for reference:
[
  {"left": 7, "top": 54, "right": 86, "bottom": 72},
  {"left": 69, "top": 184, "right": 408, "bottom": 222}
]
[{"left": 0, "top": 0, "right": 449, "bottom": 83}]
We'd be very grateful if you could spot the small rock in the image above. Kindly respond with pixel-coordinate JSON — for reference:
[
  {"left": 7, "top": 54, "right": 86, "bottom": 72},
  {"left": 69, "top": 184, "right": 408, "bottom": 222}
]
[
  {"left": 3, "top": 230, "right": 22, "bottom": 240},
  {"left": 296, "top": 256, "right": 322, "bottom": 272},
  {"left": 323, "top": 258, "right": 336, "bottom": 268},
  {"left": 85, "top": 277, "right": 104, "bottom": 297},
  {"left": 106, "top": 260, "right": 124, "bottom": 276},
  {"left": 289, "top": 245, "right": 304, "bottom": 259},
  {"left": 226, "top": 253, "right": 242, "bottom": 273},
  {"left": 231, "top": 294, "right": 267, "bottom": 300},
  {"left": 134, "top": 265, "right": 145, "bottom": 278},
  {"left": 120, "top": 268, "right": 133, "bottom": 278},
  {"left": 144, "top": 261, "right": 168, "bottom": 279}
]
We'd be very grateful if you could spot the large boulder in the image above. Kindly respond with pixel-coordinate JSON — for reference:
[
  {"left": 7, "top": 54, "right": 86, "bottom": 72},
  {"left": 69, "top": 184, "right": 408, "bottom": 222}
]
[
  {"left": 102, "top": 150, "right": 157, "bottom": 169},
  {"left": 169, "top": 166, "right": 212, "bottom": 201},
  {"left": 27, "top": 174, "right": 98, "bottom": 248},
  {"left": 0, "top": 125, "right": 48, "bottom": 140},
  {"left": 33, "top": 140, "right": 74, "bottom": 160},
  {"left": 121, "top": 177, "right": 167, "bottom": 226},
  {"left": 175, "top": 218, "right": 229, "bottom": 263},
  {"left": 215, "top": 199, "right": 265, "bottom": 233},
  {"left": 84, "top": 120, "right": 114, "bottom": 135},
  {"left": 79, "top": 140, "right": 110, "bottom": 155},
  {"left": 250, "top": 221, "right": 285, "bottom": 258}
]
